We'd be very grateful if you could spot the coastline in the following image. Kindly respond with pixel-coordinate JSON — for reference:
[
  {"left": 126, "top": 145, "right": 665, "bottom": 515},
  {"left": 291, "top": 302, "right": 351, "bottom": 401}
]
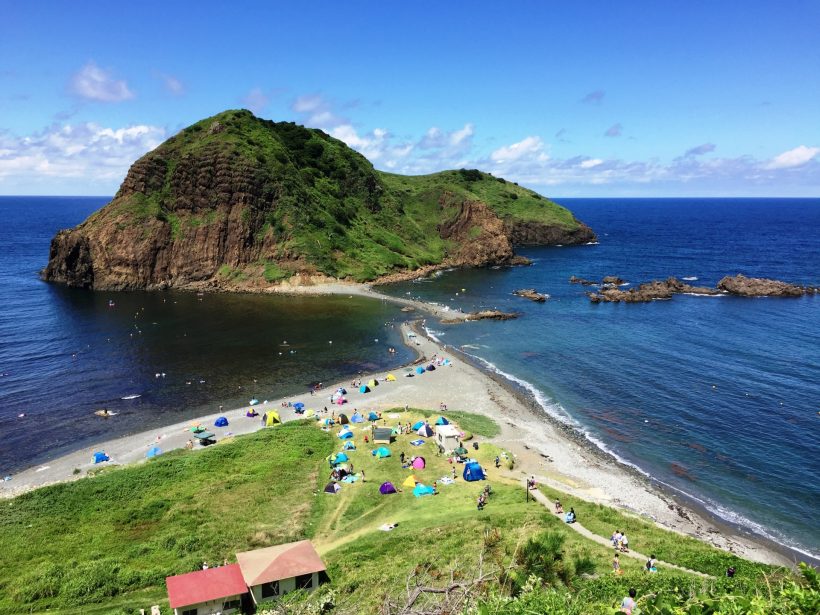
[{"left": 2, "top": 312, "right": 798, "bottom": 569}]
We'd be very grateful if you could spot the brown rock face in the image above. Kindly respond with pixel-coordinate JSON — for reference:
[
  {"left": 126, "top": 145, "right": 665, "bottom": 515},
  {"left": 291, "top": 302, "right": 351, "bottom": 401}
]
[
  {"left": 506, "top": 220, "right": 596, "bottom": 245},
  {"left": 438, "top": 195, "right": 516, "bottom": 267},
  {"left": 716, "top": 274, "right": 814, "bottom": 297},
  {"left": 512, "top": 288, "right": 548, "bottom": 302}
]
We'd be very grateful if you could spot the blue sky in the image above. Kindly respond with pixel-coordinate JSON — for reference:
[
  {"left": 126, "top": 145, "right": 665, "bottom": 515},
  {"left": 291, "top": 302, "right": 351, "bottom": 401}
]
[{"left": 1, "top": 1, "right": 818, "bottom": 196}]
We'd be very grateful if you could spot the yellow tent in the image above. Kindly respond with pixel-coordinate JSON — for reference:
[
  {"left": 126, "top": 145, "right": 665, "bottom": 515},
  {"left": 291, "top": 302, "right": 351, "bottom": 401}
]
[
  {"left": 402, "top": 474, "right": 418, "bottom": 488},
  {"left": 305, "top": 408, "right": 315, "bottom": 417},
  {"left": 368, "top": 379, "right": 377, "bottom": 388},
  {"left": 265, "top": 411, "right": 281, "bottom": 426},
  {"left": 385, "top": 373, "right": 397, "bottom": 382}
]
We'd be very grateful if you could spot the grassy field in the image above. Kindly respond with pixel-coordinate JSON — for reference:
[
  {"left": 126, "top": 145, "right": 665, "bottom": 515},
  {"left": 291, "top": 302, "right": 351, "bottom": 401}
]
[{"left": 1, "top": 409, "right": 810, "bottom": 614}]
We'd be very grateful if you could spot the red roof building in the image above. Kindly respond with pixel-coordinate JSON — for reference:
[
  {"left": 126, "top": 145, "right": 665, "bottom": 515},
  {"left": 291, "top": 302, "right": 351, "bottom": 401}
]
[{"left": 165, "top": 564, "right": 247, "bottom": 615}]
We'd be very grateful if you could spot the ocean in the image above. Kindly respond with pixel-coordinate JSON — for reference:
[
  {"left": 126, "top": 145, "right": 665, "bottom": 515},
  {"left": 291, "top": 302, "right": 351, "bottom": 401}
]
[{"left": 0, "top": 196, "right": 818, "bottom": 561}]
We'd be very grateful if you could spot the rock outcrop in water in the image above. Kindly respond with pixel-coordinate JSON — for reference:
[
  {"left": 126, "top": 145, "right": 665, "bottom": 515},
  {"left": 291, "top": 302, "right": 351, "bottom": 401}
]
[
  {"left": 42, "top": 110, "right": 596, "bottom": 291},
  {"left": 583, "top": 274, "right": 817, "bottom": 303},
  {"left": 512, "top": 288, "right": 549, "bottom": 302}
]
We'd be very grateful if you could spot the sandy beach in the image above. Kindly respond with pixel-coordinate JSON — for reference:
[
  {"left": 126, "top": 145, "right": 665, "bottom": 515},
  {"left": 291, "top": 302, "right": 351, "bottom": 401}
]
[{"left": 1, "top": 314, "right": 791, "bottom": 568}]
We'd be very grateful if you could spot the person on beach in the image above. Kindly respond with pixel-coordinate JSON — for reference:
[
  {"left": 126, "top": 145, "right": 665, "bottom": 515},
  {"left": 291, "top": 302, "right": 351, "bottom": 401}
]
[
  {"left": 528, "top": 476, "right": 536, "bottom": 490},
  {"left": 620, "top": 533, "right": 629, "bottom": 553},
  {"left": 360, "top": 469, "right": 365, "bottom": 483},
  {"left": 646, "top": 555, "right": 657, "bottom": 572},
  {"left": 565, "top": 508, "right": 576, "bottom": 523},
  {"left": 612, "top": 552, "right": 622, "bottom": 575},
  {"left": 494, "top": 455, "right": 500, "bottom": 468},
  {"left": 555, "top": 499, "right": 563, "bottom": 514},
  {"left": 726, "top": 566, "right": 736, "bottom": 578},
  {"left": 452, "top": 467, "right": 457, "bottom": 480},
  {"left": 621, "top": 588, "right": 637, "bottom": 614},
  {"left": 400, "top": 452, "right": 406, "bottom": 464},
  {"left": 185, "top": 439, "right": 194, "bottom": 450}
]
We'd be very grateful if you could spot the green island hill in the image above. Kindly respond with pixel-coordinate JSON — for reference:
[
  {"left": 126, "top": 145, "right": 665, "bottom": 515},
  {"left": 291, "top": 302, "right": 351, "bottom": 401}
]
[
  {"left": 42, "top": 109, "right": 595, "bottom": 291},
  {"left": 1, "top": 413, "right": 816, "bottom": 615}
]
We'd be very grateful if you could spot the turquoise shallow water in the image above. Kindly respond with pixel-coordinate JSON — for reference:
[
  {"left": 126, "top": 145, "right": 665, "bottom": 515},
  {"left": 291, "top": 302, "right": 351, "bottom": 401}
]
[
  {"left": 0, "top": 196, "right": 817, "bottom": 561},
  {"left": 382, "top": 198, "right": 820, "bottom": 560}
]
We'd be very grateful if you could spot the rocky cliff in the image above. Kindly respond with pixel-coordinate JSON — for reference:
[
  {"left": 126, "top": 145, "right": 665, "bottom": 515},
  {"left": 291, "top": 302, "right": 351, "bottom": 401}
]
[{"left": 43, "top": 110, "right": 595, "bottom": 291}]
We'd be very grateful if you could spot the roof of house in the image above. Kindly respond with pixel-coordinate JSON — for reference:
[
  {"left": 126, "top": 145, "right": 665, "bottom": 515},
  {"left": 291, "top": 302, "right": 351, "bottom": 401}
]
[
  {"left": 236, "top": 540, "right": 326, "bottom": 587},
  {"left": 166, "top": 564, "right": 247, "bottom": 609}
]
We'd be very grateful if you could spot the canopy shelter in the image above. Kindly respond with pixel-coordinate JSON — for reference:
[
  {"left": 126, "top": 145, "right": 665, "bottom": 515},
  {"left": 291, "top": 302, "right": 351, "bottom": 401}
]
[
  {"left": 435, "top": 416, "right": 449, "bottom": 425},
  {"left": 264, "top": 411, "right": 281, "bottom": 427},
  {"left": 368, "top": 411, "right": 380, "bottom": 421},
  {"left": 359, "top": 385, "right": 370, "bottom": 394},
  {"left": 146, "top": 446, "right": 162, "bottom": 458},
  {"left": 193, "top": 431, "right": 216, "bottom": 446},
  {"left": 411, "top": 456, "right": 426, "bottom": 470},
  {"left": 93, "top": 451, "right": 109, "bottom": 463},
  {"left": 413, "top": 483, "right": 435, "bottom": 497},
  {"left": 463, "top": 461, "right": 486, "bottom": 482},
  {"left": 324, "top": 482, "right": 341, "bottom": 494},
  {"left": 379, "top": 482, "right": 397, "bottom": 495},
  {"left": 338, "top": 413, "right": 349, "bottom": 424},
  {"left": 402, "top": 474, "right": 418, "bottom": 488},
  {"left": 371, "top": 447, "right": 391, "bottom": 458},
  {"left": 214, "top": 416, "right": 229, "bottom": 427},
  {"left": 385, "top": 373, "right": 397, "bottom": 381},
  {"left": 417, "top": 424, "right": 434, "bottom": 437}
]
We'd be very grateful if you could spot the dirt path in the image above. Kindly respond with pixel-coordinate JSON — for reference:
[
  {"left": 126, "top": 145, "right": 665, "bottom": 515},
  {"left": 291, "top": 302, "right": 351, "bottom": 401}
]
[{"left": 526, "top": 481, "right": 713, "bottom": 578}]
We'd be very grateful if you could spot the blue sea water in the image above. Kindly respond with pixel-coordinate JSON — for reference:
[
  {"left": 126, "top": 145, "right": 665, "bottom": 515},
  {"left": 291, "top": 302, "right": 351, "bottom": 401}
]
[
  {"left": 0, "top": 196, "right": 817, "bottom": 561},
  {"left": 382, "top": 198, "right": 820, "bottom": 561}
]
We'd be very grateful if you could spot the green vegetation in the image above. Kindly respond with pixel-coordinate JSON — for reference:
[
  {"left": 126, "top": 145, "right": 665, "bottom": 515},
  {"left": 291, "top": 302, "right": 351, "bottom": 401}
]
[
  {"left": 95, "top": 109, "right": 589, "bottom": 284},
  {"left": 1, "top": 410, "right": 814, "bottom": 614}
]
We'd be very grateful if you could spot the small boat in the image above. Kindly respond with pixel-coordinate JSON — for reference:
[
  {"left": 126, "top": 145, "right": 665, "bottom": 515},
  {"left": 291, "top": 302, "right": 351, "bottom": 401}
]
[
  {"left": 121, "top": 394, "right": 141, "bottom": 400},
  {"left": 94, "top": 409, "right": 117, "bottom": 417}
]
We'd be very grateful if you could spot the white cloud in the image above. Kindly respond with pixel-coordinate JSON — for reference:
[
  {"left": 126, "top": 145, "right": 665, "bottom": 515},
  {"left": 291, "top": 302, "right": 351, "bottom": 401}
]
[
  {"left": 766, "top": 145, "right": 820, "bottom": 169},
  {"left": 580, "top": 158, "right": 604, "bottom": 168},
  {"left": 490, "top": 136, "right": 548, "bottom": 163},
  {"left": 162, "top": 74, "right": 184, "bottom": 96},
  {"left": 292, "top": 94, "right": 325, "bottom": 114},
  {"left": 290, "top": 94, "right": 347, "bottom": 129},
  {"left": 0, "top": 122, "right": 165, "bottom": 186},
  {"left": 70, "top": 62, "right": 134, "bottom": 103},
  {"left": 241, "top": 88, "right": 270, "bottom": 114}
]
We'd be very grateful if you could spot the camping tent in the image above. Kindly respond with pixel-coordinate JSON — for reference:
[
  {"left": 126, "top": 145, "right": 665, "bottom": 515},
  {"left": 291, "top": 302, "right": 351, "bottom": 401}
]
[
  {"left": 368, "top": 379, "right": 378, "bottom": 388},
  {"left": 343, "top": 441, "right": 356, "bottom": 450},
  {"left": 350, "top": 413, "right": 364, "bottom": 423},
  {"left": 379, "top": 482, "right": 397, "bottom": 495},
  {"left": 463, "top": 462, "right": 486, "bottom": 482},
  {"left": 146, "top": 446, "right": 162, "bottom": 458},
  {"left": 338, "top": 413, "right": 349, "bottom": 424},
  {"left": 371, "top": 447, "right": 391, "bottom": 458},
  {"left": 214, "top": 416, "right": 229, "bottom": 427},
  {"left": 415, "top": 366, "right": 425, "bottom": 374},
  {"left": 293, "top": 402, "right": 305, "bottom": 411},
  {"left": 386, "top": 373, "right": 397, "bottom": 382},
  {"left": 413, "top": 484, "right": 435, "bottom": 497},
  {"left": 368, "top": 411, "right": 380, "bottom": 421},
  {"left": 426, "top": 364, "right": 436, "bottom": 371},
  {"left": 411, "top": 420, "right": 425, "bottom": 431},
  {"left": 93, "top": 451, "right": 109, "bottom": 464},
  {"left": 338, "top": 429, "right": 354, "bottom": 439},
  {"left": 411, "top": 456, "right": 426, "bottom": 470},
  {"left": 435, "top": 416, "right": 449, "bottom": 425},
  {"left": 402, "top": 474, "right": 418, "bottom": 488},
  {"left": 417, "top": 424, "right": 434, "bottom": 437},
  {"left": 359, "top": 385, "right": 370, "bottom": 394},
  {"left": 324, "top": 482, "right": 341, "bottom": 494},
  {"left": 264, "top": 411, "right": 281, "bottom": 427},
  {"left": 333, "top": 452, "right": 349, "bottom": 464}
]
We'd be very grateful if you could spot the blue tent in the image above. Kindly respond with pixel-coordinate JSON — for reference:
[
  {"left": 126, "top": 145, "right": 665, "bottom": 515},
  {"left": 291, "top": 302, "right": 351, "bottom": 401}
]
[
  {"left": 359, "top": 385, "right": 370, "bottom": 393},
  {"left": 463, "top": 461, "right": 486, "bottom": 482},
  {"left": 146, "top": 446, "right": 162, "bottom": 458},
  {"left": 338, "top": 429, "right": 354, "bottom": 439},
  {"left": 350, "top": 413, "right": 364, "bottom": 423},
  {"left": 415, "top": 366, "right": 425, "bottom": 374},
  {"left": 435, "top": 416, "right": 449, "bottom": 425},
  {"left": 411, "top": 420, "right": 425, "bottom": 431},
  {"left": 371, "top": 446, "right": 391, "bottom": 458},
  {"left": 333, "top": 452, "right": 349, "bottom": 464},
  {"left": 214, "top": 416, "right": 229, "bottom": 427},
  {"left": 368, "top": 411, "right": 379, "bottom": 421},
  {"left": 343, "top": 441, "right": 356, "bottom": 450},
  {"left": 93, "top": 451, "right": 109, "bottom": 464},
  {"left": 293, "top": 402, "right": 305, "bottom": 410},
  {"left": 426, "top": 364, "right": 436, "bottom": 371},
  {"left": 413, "top": 483, "right": 435, "bottom": 497}
]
